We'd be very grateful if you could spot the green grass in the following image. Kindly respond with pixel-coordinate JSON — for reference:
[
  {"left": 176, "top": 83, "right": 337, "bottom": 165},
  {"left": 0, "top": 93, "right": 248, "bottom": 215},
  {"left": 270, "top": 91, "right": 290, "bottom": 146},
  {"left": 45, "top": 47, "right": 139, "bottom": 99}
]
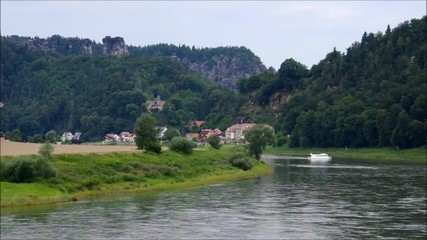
[
  {"left": 0, "top": 182, "right": 66, "bottom": 207},
  {"left": 265, "top": 146, "right": 426, "bottom": 163},
  {"left": 1, "top": 147, "right": 272, "bottom": 208}
]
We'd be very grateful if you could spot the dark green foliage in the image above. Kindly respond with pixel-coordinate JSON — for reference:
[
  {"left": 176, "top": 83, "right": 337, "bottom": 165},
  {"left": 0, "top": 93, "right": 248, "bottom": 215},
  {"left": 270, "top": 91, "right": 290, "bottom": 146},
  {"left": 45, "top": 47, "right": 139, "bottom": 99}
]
[
  {"left": 38, "top": 142, "right": 55, "bottom": 159},
  {"left": 163, "top": 127, "right": 181, "bottom": 141},
  {"left": 28, "top": 134, "right": 44, "bottom": 143},
  {"left": 169, "top": 137, "right": 197, "bottom": 154},
  {"left": 134, "top": 113, "right": 160, "bottom": 153},
  {"left": 45, "top": 130, "right": 60, "bottom": 143},
  {"left": 0, "top": 156, "right": 57, "bottom": 183},
  {"left": 1, "top": 38, "right": 241, "bottom": 139},
  {"left": 245, "top": 125, "right": 276, "bottom": 159},
  {"left": 242, "top": 16, "right": 426, "bottom": 149},
  {"left": 1, "top": 143, "right": 57, "bottom": 182},
  {"left": 228, "top": 153, "right": 253, "bottom": 171},
  {"left": 146, "top": 141, "right": 162, "bottom": 154},
  {"left": 207, "top": 135, "right": 221, "bottom": 149}
]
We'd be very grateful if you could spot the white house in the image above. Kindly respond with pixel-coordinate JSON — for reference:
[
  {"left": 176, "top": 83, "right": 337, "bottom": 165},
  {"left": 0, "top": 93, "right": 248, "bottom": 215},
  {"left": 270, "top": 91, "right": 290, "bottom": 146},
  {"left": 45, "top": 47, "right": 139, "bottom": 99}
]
[
  {"left": 225, "top": 123, "right": 256, "bottom": 142},
  {"left": 104, "top": 133, "right": 120, "bottom": 143},
  {"left": 61, "top": 132, "right": 74, "bottom": 142},
  {"left": 119, "top": 132, "right": 135, "bottom": 143}
]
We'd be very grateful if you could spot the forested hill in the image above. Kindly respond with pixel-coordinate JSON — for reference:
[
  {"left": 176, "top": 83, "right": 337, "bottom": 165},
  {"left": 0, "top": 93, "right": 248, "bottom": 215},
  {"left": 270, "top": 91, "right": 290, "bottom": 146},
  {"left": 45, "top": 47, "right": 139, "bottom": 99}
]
[
  {"left": 0, "top": 35, "right": 266, "bottom": 90},
  {"left": 237, "top": 16, "right": 426, "bottom": 149},
  {"left": 0, "top": 53, "right": 240, "bottom": 141}
]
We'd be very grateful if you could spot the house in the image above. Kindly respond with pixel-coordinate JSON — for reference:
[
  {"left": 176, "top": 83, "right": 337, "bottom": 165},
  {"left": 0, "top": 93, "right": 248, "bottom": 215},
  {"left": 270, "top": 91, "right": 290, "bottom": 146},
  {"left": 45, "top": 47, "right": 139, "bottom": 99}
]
[
  {"left": 155, "top": 127, "right": 168, "bottom": 140},
  {"left": 185, "top": 133, "right": 200, "bottom": 141},
  {"left": 200, "top": 128, "right": 222, "bottom": 141},
  {"left": 61, "top": 132, "right": 74, "bottom": 142},
  {"left": 104, "top": 133, "right": 120, "bottom": 143},
  {"left": 146, "top": 94, "right": 166, "bottom": 111},
  {"left": 119, "top": 132, "right": 135, "bottom": 143},
  {"left": 188, "top": 120, "right": 205, "bottom": 127},
  {"left": 72, "top": 132, "right": 82, "bottom": 144},
  {"left": 225, "top": 123, "right": 256, "bottom": 142}
]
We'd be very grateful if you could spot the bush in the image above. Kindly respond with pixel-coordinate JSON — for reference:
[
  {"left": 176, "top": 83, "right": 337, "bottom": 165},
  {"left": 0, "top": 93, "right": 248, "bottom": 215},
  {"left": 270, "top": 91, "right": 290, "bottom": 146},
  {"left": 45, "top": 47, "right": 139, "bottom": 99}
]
[
  {"left": 2, "top": 157, "right": 38, "bottom": 182},
  {"left": 146, "top": 141, "right": 162, "bottom": 154},
  {"left": 0, "top": 156, "right": 57, "bottom": 183},
  {"left": 170, "top": 137, "right": 197, "bottom": 154},
  {"left": 207, "top": 135, "right": 221, "bottom": 149},
  {"left": 228, "top": 153, "right": 253, "bottom": 171},
  {"left": 36, "top": 157, "right": 57, "bottom": 179},
  {"left": 38, "top": 142, "right": 54, "bottom": 159}
]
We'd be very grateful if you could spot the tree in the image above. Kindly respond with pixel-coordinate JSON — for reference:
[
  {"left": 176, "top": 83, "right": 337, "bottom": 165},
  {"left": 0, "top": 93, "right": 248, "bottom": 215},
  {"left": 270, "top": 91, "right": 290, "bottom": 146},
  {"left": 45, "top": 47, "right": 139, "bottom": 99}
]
[
  {"left": 38, "top": 142, "right": 54, "bottom": 159},
  {"left": 278, "top": 58, "right": 309, "bottom": 91},
  {"left": 45, "top": 130, "right": 59, "bottom": 143},
  {"left": 207, "top": 135, "right": 221, "bottom": 149},
  {"left": 134, "top": 113, "right": 159, "bottom": 152},
  {"left": 244, "top": 125, "right": 276, "bottom": 160},
  {"left": 164, "top": 127, "right": 181, "bottom": 141},
  {"left": 10, "top": 129, "right": 22, "bottom": 142}
]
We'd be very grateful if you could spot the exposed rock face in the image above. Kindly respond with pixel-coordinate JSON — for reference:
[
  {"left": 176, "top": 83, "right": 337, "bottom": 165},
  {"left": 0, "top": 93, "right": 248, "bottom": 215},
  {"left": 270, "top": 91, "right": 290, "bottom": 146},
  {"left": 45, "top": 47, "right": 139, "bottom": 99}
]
[
  {"left": 25, "top": 36, "right": 93, "bottom": 55},
  {"left": 26, "top": 37, "right": 54, "bottom": 53},
  {"left": 102, "top": 36, "right": 128, "bottom": 56},
  {"left": 176, "top": 54, "right": 266, "bottom": 91},
  {"left": 80, "top": 39, "right": 93, "bottom": 55}
]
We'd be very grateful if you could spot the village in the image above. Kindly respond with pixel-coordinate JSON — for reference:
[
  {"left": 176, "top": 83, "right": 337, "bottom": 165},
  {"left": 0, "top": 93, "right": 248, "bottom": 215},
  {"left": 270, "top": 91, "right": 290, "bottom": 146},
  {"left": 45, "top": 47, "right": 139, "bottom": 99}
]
[{"left": 60, "top": 122, "right": 260, "bottom": 146}]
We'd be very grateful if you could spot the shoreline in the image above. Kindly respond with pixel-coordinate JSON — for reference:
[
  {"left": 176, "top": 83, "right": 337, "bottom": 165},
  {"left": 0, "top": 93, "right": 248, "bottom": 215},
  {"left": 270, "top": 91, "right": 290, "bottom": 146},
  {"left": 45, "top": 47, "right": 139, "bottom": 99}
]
[{"left": 1, "top": 151, "right": 272, "bottom": 209}]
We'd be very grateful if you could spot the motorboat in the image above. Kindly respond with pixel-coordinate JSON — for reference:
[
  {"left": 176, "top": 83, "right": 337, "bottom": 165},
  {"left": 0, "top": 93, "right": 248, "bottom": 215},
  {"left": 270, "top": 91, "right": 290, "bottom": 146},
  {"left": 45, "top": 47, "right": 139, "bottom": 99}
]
[{"left": 309, "top": 153, "right": 331, "bottom": 161}]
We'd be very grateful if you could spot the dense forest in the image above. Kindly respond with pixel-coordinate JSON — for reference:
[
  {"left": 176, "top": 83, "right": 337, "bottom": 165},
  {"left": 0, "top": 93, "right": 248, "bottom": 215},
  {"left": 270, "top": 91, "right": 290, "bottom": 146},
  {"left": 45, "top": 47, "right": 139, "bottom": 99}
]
[
  {"left": 0, "top": 51, "right": 239, "bottom": 141},
  {"left": 1, "top": 16, "right": 426, "bottom": 148},
  {"left": 238, "top": 16, "right": 426, "bottom": 149}
]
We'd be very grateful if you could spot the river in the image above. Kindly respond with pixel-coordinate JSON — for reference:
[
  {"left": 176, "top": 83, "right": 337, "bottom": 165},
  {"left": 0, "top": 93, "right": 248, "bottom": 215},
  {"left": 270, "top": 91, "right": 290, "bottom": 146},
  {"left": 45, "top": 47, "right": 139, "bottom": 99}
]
[{"left": 1, "top": 155, "right": 426, "bottom": 239}]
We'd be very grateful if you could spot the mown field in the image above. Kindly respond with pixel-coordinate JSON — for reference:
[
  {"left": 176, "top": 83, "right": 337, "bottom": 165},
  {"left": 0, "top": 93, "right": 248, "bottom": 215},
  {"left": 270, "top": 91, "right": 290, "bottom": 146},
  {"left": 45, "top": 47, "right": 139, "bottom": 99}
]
[
  {"left": 1, "top": 140, "right": 139, "bottom": 156},
  {"left": 1, "top": 146, "right": 272, "bottom": 208}
]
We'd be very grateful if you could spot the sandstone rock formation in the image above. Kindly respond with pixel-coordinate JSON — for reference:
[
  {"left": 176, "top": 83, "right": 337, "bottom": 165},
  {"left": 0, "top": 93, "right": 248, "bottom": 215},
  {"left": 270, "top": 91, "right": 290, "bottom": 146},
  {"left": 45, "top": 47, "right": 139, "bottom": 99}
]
[{"left": 102, "top": 36, "right": 129, "bottom": 56}]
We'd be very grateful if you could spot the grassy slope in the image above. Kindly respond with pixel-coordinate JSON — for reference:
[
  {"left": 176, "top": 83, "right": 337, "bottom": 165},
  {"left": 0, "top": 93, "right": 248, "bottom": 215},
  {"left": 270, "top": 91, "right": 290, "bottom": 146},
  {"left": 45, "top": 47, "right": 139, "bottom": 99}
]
[
  {"left": 1, "top": 148, "right": 272, "bottom": 208},
  {"left": 265, "top": 146, "right": 426, "bottom": 163}
]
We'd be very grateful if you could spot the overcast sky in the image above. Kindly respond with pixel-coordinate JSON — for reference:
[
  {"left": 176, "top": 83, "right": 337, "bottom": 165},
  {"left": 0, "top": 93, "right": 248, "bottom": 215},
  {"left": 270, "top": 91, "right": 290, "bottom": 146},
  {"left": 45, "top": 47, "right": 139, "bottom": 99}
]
[{"left": 1, "top": 1, "right": 426, "bottom": 69}]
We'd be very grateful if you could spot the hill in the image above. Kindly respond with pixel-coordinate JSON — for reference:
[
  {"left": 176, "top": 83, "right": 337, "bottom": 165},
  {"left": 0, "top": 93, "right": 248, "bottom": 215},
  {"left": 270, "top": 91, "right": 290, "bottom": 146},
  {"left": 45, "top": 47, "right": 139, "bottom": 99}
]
[
  {"left": 1, "top": 35, "right": 266, "bottom": 90},
  {"left": 237, "top": 16, "right": 426, "bottom": 149},
  {"left": 0, "top": 47, "right": 241, "bottom": 140}
]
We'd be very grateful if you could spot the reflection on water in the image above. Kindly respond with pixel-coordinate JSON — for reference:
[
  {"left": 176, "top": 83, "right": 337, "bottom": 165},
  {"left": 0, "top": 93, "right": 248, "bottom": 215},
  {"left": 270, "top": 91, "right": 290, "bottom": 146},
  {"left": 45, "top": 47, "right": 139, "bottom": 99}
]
[{"left": 1, "top": 155, "right": 426, "bottom": 239}]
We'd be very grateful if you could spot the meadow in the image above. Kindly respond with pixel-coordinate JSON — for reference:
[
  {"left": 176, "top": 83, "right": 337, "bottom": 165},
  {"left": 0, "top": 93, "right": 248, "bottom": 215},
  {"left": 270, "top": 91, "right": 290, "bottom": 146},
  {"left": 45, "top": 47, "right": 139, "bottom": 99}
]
[{"left": 0, "top": 146, "right": 272, "bottom": 208}]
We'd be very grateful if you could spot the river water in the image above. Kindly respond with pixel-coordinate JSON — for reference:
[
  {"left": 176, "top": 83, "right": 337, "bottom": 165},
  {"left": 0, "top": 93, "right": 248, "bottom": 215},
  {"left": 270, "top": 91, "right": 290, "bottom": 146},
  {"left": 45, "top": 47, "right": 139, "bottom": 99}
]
[{"left": 1, "top": 155, "right": 426, "bottom": 239}]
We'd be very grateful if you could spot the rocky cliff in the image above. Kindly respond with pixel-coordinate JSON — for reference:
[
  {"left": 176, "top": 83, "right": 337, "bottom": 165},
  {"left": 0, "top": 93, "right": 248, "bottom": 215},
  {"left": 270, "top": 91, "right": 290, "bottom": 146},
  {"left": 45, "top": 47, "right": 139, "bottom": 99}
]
[
  {"left": 14, "top": 35, "right": 265, "bottom": 90},
  {"left": 25, "top": 36, "right": 94, "bottom": 55},
  {"left": 176, "top": 53, "right": 266, "bottom": 91},
  {"left": 102, "top": 36, "right": 128, "bottom": 56}
]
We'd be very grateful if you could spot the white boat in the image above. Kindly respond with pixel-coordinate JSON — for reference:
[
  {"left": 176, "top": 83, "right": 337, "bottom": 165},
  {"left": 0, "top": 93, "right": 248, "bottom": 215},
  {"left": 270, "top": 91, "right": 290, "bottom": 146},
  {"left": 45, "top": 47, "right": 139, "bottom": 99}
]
[{"left": 309, "top": 153, "right": 331, "bottom": 161}]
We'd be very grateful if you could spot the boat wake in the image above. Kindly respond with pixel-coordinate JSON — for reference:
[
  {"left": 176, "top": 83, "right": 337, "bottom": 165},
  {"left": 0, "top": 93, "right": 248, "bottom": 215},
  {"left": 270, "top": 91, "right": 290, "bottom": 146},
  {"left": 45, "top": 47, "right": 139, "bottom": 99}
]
[{"left": 289, "top": 164, "right": 379, "bottom": 170}]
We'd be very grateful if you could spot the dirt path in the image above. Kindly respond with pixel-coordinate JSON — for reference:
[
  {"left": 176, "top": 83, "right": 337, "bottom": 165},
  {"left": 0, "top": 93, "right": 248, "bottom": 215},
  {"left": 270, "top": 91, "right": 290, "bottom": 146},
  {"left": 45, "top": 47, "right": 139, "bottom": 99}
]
[{"left": 0, "top": 140, "right": 140, "bottom": 157}]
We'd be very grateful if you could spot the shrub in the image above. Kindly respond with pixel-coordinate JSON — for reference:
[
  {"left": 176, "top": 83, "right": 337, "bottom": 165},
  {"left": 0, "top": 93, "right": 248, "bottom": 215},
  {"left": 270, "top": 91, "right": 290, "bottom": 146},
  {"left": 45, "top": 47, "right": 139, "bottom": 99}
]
[
  {"left": 3, "top": 157, "right": 38, "bottom": 182},
  {"left": 36, "top": 157, "right": 57, "bottom": 179},
  {"left": 207, "top": 135, "right": 221, "bottom": 149},
  {"left": 38, "top": 142, "right": 54, "bottom": 159},
  {"left": 170, "top": 137, "right": 197, "bottom": 154},
  {"left": 146, "top": 141, "right": 162, "bottom": 154},
  {"left": 228, "top": 153, "right": 253, "bottom": 171},
  {"left": 0, "top": 156, "right": 57, "bottom": 183}
]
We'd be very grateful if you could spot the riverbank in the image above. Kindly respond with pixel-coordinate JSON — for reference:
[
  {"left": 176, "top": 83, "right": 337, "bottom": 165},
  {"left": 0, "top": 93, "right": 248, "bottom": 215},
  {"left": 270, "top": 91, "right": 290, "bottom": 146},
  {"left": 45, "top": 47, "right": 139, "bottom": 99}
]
[
  {"left": 265, "top": 146, "right": 426, "bottom": 164},
  {"left": 1, "top": 148, "right": 272, "bottom": 208}
]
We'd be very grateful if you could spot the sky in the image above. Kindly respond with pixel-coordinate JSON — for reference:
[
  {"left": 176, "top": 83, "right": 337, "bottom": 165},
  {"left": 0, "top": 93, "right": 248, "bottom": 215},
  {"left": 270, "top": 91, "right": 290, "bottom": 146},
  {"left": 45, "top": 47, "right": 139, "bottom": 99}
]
[{"left": 1, "top": 1, "right": 426, "bottom": 69}]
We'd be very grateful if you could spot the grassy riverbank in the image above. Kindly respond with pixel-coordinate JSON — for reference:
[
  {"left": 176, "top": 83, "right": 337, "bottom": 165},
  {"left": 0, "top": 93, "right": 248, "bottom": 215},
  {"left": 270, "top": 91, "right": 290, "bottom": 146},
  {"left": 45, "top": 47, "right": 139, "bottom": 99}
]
[
  {"left": 265, "top": 146, "right": 426, "bottom": 163},
  {"left": 1, "top": 148, "right": 272, "bottom": 208}
]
